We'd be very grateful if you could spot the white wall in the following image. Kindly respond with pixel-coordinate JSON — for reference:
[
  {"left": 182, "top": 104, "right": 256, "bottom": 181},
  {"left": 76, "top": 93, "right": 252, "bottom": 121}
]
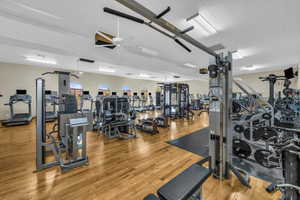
[{"left": 0, "top": 62, "right": 158, "bottom": 120}]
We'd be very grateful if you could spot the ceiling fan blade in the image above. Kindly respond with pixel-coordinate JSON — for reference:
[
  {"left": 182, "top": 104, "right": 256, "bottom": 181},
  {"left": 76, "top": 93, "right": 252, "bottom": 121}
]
[
  {"left": 95, "top": 44, "right": 116, "bottom": 47},
  {"left": 103, "top": 7, "right": 145, "bottom": 24},
  {"left": 174, "top": 38, "right": 192, "bottom": 53},
  {"left": 96, "top": 31, "right": 113, "bottom": 43}
]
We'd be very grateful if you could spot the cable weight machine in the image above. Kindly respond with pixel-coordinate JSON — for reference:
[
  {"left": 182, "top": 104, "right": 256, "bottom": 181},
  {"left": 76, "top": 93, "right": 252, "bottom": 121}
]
[{"left": 35, "top": 71, "right": 92, "bottom": 172}]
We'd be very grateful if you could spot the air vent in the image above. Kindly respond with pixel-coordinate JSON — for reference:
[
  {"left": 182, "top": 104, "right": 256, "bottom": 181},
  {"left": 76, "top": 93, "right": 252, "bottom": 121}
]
[
  {"left": 79, "top": 58, "right": 95, "bottom": 63},
  {"left": 209, "top": 43, "right": 225, "bottom": 51}
]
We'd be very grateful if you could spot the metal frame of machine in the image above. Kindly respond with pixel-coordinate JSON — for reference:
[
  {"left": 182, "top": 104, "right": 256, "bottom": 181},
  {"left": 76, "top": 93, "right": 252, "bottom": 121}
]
[
  {"left": 162, "top": 83, "right": 191, "bottom": 119},
  {"left": 45, "top": 90, "right": 58, "bottom": 122},
  {"left": 35, "top": 71, "right": 92, "bottom": 172},
  {"left": 101, "top": 1, "right": 300, "bottom": 199},
  {"left": 80, "top": 90, "right": 93, "bottom": 113}
]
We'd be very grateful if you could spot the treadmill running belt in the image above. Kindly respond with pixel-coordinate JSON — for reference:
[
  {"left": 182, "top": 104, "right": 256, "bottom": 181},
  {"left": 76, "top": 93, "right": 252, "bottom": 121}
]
[{"left": 167, "top": 128, "right": 283, "bottom": 184}]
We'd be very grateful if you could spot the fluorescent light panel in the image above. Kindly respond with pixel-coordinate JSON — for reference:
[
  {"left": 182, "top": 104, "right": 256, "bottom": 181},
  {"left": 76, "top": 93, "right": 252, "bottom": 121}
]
[
  {"left": 184, "top": 63, "right": 197, "bottom": 68},
  {"left": 232, "top": 50, "right": 244, "bottom": 60},
  {"left": 187, "top": 12, "right": 217, "bottom": 36},
  {"left": 139, "top": 73, "right": 150, "bottom": 78},
  {"left": 25, "top": 56, "right": 57, "bottom": 65},
  {"left": 98, "top": 67, "right": 115, "bottom": 73},
  {"left": 140, "top": 47, "right": 158, "bottom": 56},
  {"left": 240, "top": 65, "right": 263, "bottom": 71}
]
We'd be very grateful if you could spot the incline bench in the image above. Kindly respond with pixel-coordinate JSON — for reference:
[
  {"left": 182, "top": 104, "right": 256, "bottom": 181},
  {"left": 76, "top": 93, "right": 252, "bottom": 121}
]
[{"left": 144, "top": 158, "right": 212, "bottom": 200}]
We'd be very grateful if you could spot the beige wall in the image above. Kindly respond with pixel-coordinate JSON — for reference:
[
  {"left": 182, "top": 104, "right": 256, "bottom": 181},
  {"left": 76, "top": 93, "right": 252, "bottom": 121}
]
[
  {"left": 184, "top": 80, "right": 209, "bottom": 95},
  {"left": 0, "top": 61, "right": 298, "bottom": 120},
  {"left": 0, "top": 62, "right": 158, "bottom": 120}
]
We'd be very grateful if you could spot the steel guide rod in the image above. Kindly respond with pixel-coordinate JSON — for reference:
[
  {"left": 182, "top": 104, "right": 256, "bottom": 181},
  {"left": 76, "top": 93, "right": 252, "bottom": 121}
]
[{"left": 114, "top": 0, "right": 219, "bottom": 58}]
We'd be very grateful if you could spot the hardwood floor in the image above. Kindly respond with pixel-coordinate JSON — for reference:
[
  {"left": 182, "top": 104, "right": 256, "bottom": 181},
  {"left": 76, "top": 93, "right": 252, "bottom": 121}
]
[{"left": 0, "top": 112, "right": 280, "bottom": 200}]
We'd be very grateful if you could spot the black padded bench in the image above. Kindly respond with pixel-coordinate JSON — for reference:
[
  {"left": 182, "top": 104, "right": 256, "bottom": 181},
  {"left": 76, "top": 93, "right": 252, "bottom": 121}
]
[{"left": 144, "top": 163, "right": 212, "bottom": 200}]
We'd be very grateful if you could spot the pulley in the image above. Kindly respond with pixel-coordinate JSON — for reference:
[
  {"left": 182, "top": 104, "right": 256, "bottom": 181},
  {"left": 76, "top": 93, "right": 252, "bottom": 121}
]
[
  {"left": 234, "top": 124, "right": 245, "bottom": 133},
  {"left": 262, "top": 113, "right": 272, "bottom": 120}
]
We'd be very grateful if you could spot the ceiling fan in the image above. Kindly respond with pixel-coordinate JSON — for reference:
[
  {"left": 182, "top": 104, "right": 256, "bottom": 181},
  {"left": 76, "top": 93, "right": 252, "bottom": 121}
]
[{"left": 95, "top": 18, "right": 125, "bottom": 49}]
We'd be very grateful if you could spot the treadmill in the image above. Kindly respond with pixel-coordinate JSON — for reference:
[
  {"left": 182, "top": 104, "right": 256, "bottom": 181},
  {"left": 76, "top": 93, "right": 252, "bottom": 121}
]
[
  {"left": 45, "top": 90, "right": 58, "bottom": 122},
  {"left": 2, "top": 89, "right": 33, "bottom": 126}
]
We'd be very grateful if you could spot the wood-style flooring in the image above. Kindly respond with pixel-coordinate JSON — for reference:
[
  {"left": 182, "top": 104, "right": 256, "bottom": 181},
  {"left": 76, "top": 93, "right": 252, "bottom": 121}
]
[{"left": 0, "top": 111, "right": 280, "bottom": 200}]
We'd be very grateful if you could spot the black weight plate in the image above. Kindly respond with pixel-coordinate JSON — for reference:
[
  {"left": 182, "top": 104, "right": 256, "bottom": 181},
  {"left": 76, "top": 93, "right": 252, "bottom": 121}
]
[
  {"left": 232, "top": 101, "right": 242, "bottom": 113},
  {"left": 244, "top": 128, "right": 261, "bottom": 141},
  {"left": 233, "top": 139, "right": 252, "bottom": 159},
  {"left": 254, "top": 149, "right": 278, "bottom": 168},
  {"left": 255, "top": 127, "right": 278, "bottom": 141}
]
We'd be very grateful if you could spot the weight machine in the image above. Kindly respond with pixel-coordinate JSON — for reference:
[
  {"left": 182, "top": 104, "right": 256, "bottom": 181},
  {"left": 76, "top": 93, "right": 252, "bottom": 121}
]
[
  {"left": 2, "top": 89, "right": 32, "bottom": 126},
  {"left": 79, "top": 91, "right": 93, "bottom": 113},
  {"left": 101, "top": 93, "right": 136, "bottom": 139},
  {"left": 103, "top": 1, "right": 298, "bottom": 199},
  {"left": 260, "top": 69, "right": 300, "bottom": 128},
  {"left": 162, "top": 83, "right": 192, "bottom": 119},
  {"left": 45, "top": 90, "right": 58, "bottom": 122},
  {"left": 155, "top": 90, "right": 162, "bottom": 110},
  {"left": 35, "top": 71, "right": 92, "bottom": 172}
]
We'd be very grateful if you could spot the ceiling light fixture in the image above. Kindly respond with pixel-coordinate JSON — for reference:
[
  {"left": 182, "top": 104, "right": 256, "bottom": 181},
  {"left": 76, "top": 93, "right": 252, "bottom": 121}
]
[
  {"left": 184, "top": 63, "right": 197, "bottom": 68},
  {"left": 232, "top": 50, "right": 244, "bottom": 60},
  {"left": 98, "top": 67, "right": 115, "bottom": 73},
  {"left": 139, "top": 73, "right": 150, "bottom": 78},
  {"left": 240, "top": 65, "right": 263, "bottom": 71},
  {"left": 25, "top": 56, "right": 57, "bottom": 65},
  {"left": 187, "top": 12, "right": 217, "bottom": 36},
  {"left": 139, "top": 47, "right": 159, "bottom": 56}
]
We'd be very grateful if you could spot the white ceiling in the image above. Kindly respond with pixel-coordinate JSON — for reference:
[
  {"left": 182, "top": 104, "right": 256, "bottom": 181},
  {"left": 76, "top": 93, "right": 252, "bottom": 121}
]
[{"left": 0, "top": 0, "right": 299, "bottom": 81}]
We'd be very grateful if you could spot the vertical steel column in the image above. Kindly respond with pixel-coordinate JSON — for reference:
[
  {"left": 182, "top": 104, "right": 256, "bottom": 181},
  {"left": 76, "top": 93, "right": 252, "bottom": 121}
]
[
  {"left": 208, "top": 53, "right": 232, "bottom": 179},
  {"left": 36, "top": 78, "right": 46, "bottom": 170},
  {"left": 283, "top": 150, "right": 300, "bottom": 200},
  {"left": 58, "top": 72, "right": 71, "bottom": 112}
]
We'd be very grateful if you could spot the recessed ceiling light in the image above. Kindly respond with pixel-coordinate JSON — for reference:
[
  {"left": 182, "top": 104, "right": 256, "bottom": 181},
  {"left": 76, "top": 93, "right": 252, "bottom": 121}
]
[
  {"left": 25, "top": 56, "right": 57, "bottom": 65},
  {"left": 187, "top": 12, "right": 217, "bottom": 36},
  {"left": 240, "top": 65, "right": 263, "bottom": 71},
  {"left": 184, "top": 63, "right": 197, "bottom": 68},
  {"left": 98, "top": 67, "right": 115, "bottom": 73}
]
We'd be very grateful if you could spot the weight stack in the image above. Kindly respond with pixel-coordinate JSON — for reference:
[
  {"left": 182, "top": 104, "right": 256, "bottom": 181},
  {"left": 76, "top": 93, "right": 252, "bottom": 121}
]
[{"left": 282, "top": 149, "right": 300, "bottom": 200}]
